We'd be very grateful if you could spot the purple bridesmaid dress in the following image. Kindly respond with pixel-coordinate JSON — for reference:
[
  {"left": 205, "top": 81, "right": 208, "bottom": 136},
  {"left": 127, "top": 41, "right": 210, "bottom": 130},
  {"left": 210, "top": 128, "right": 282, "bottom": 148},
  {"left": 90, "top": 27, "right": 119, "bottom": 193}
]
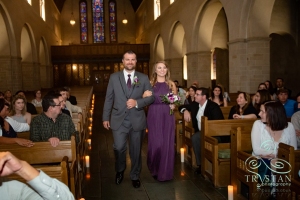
[{"left": 147, "top": 82, "right": 175, "bottom": 181}]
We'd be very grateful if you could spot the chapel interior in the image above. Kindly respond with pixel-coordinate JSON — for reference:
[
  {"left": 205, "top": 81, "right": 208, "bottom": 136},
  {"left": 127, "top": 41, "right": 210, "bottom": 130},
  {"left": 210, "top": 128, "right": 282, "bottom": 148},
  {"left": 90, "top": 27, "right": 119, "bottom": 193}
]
[{"left": 0, "top": 0, "right": 300, "bottom": 199}]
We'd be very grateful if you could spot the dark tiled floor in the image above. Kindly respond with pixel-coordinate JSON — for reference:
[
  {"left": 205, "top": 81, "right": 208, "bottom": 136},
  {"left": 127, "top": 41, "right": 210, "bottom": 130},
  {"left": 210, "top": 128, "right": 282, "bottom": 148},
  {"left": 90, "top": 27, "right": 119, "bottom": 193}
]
[{"left": 81, "top": 93, "right": 227, "bottom": 200}]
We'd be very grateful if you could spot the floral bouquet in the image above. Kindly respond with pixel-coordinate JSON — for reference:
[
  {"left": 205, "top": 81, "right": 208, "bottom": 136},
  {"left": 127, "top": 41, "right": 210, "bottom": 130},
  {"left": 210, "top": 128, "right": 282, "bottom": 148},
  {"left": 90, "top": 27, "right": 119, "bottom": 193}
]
[{"left": 160, "top": 92, "right": 181, "bottom": 115}]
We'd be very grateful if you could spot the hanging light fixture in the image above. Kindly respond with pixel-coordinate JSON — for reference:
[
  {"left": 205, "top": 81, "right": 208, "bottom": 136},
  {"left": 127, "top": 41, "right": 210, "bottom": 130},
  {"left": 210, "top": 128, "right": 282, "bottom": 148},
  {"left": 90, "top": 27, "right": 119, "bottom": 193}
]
[
  {"left": 122, "top": 0, "right": 128, "bottom": 24},
  {"left": 70, "top": 0, "right": 76, "bottom": 26}
]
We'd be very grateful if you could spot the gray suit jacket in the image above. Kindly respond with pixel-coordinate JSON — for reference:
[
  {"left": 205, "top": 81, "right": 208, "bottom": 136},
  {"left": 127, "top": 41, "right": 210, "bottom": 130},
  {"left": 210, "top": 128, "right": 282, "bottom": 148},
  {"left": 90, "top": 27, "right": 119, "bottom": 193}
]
[{"left": 102, "top": 71, "right": 154, "bottom": 131}]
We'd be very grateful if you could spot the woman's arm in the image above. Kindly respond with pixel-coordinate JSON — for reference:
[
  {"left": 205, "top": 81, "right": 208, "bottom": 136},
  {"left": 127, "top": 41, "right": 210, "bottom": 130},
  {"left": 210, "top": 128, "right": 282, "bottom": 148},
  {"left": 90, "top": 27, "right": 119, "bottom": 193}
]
[
  {"left": 0, "top": 137, "right": 33, "bottom": 147},
  {"left": 223, "top": 97, "right": 228, "bottom": 107},
  {"left": 5, "top": 117, "right": 29, "bottom": 132},
  {"left": 233, "top": 113, "right": 257, "bottom": 119},
  {"left": 25, "top": 113, "right": 31, "bottom": 125}
]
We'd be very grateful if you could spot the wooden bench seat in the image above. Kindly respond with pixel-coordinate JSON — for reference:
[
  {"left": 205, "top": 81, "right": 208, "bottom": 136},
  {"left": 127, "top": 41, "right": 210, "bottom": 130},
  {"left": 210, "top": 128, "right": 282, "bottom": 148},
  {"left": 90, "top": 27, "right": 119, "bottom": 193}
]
[
  {"left": 220, "top": 106, "right": 231, "bottom": 119},
  {"left": 0, "top": 135, "right": 79, "bottom": 198},
  {"left": 231, "top": 127, "right": 257, "bottom": 199},
  {"left": 201, "top": 117, "right": 255, "bottom": 187}
]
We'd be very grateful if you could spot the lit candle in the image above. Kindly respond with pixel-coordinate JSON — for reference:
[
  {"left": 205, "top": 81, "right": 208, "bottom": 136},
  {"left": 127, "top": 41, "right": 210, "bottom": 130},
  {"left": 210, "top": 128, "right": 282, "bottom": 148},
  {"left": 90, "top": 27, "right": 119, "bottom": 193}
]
[
  {"left": 180, "top": 148, "right": 184, "bottom": 162},
  {"left": 88, "top": 126, "right": 92, "bottom": 132},
  {"left": 85, "top": 156, "right": 90, "bottom": 168},
  {"left": 89, "top": 131, "right": 92, "bottom": 135},
  {"left": 87, "top": 139, "right": 91, "bottom": 145},
  {"left": 89, "top": 118, "right": 93, "bottom": 123},
  {"left": 90, "top": 109, "right": 93, "bottom": 115},
  {"left": 228, "top": 185, "right": 233, "bottom": 200}
]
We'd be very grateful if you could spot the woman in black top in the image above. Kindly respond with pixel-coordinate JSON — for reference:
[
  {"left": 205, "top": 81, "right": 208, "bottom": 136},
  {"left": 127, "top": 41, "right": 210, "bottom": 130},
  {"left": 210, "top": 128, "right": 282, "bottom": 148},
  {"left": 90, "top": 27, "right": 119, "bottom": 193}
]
[{"left": 228, "top": 92, "right": 258, "bottom": 119}]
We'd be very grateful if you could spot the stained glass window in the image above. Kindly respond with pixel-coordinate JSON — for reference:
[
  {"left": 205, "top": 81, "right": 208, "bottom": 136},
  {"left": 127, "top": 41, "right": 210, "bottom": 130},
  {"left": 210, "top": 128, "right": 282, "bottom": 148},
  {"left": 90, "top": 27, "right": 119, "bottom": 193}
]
[
  {"left": 92, "top": 0, "right": 105, "bottom": 43},
  {"left": 80, "top": 1, "right": 88, "bottom": 43},
  {"left": 109, "top": 1, "right": 117, "bottom": 42}
]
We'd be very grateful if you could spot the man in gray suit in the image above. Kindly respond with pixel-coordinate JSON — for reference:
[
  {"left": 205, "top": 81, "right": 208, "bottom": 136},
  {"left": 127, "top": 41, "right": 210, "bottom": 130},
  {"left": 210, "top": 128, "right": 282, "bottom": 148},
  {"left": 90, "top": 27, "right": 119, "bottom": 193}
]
[{"left": 102, "top": 50, "right": 154, "bottom": 188}]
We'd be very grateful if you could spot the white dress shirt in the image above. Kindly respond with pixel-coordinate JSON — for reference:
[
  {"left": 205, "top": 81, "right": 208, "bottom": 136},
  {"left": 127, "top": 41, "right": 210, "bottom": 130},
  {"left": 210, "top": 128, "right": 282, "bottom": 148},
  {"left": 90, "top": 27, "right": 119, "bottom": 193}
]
[
  {"left": 196, "top": 100, "right": 207, "bottom": 131},
  {"left": 123, "top": 69, "right": 134, "bottom": 83}
]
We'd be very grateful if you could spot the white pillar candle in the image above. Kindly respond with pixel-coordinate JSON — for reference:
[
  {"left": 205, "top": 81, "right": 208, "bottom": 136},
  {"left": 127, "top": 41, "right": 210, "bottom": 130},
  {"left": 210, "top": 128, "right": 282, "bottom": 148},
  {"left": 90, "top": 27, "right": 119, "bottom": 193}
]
[
  {"left": 87, "top": 139, "right": 91, "bottom": 145},
  {"left": 180, "top": 148, "right": 184, "bottom": 162},
  {"left": 88, "top": 126, "right": 92, "bottom": 132},
  {"left": 85, "top": 156, "right": 90, "bottom": 168},
  {"left": 228, "top": 185, "right": 233, "bottom": 200}
]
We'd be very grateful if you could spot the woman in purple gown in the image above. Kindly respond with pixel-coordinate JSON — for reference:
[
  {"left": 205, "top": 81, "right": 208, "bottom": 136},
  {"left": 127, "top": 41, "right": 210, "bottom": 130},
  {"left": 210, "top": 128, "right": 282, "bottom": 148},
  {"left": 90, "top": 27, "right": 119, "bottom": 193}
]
[{"left": 144, "top": 61, "right": 177, "bottom": 181}]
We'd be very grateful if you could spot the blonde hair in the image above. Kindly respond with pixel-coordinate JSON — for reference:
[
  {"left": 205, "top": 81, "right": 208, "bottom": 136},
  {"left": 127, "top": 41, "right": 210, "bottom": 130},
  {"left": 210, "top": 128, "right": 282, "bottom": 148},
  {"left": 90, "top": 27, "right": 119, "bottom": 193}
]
[
  {"left": 150, "top": 61, "right": 174, "bottom": 90},
  {"left": 10, "top": 94, "right": 27, "bottom": 116}
]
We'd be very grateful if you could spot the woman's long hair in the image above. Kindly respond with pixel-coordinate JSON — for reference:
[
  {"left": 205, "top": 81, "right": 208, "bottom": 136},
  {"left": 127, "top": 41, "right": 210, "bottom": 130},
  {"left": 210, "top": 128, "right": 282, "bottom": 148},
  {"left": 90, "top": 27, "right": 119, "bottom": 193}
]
[
  {"left": 265, "top": 80, "right": 274, "bottom": 95},
  {"left": 186, "top": 86, "right": 197, "bottom": 104},
  {"left": 211, "top": 86, "right": 224, "bottom": 102},
  {"left": 150, "top": 61, "right": 173, "bottom": 89},
  {"left": 264, "top": 101, "right": 288, "bottom": 130},
  {"left": 0, "top": 98, "right": 7, "bottom": 129},
  {"left": 253, "top": 89, "right": 272, "bottom": 112},
  {"left": 235, "top": 92, "right": 251, "bottom": 115},
  {"left": 10, "top": 94, "right": 27, "bottom": 116}
]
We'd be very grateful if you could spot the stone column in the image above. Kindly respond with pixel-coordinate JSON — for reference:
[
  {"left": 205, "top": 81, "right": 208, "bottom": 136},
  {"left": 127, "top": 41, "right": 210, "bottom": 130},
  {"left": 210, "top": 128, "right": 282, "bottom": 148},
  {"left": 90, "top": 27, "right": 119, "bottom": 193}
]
[
  {"left": 166, "top": 57, "right": 183, "bottom": 85},
  {"left": 186, "top": 51, "right": 211, "bottom": 88},
  {"left": 228, "top": 37, "right": 270, "bottom": 93}
]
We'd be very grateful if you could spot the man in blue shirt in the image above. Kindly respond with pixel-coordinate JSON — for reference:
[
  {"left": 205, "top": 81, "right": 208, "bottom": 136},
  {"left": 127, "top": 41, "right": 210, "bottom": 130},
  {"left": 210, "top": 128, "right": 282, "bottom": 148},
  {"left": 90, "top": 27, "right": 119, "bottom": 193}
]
[{"left": 277, "top": 89, "right": 296, "bottom": 117}]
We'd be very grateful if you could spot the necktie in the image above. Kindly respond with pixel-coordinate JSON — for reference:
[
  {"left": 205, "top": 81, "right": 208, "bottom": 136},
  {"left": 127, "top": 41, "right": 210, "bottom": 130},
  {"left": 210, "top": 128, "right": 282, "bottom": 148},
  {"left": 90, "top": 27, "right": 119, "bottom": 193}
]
[{"left": 127, "top": 74, "right": 132, "bottom": 89}]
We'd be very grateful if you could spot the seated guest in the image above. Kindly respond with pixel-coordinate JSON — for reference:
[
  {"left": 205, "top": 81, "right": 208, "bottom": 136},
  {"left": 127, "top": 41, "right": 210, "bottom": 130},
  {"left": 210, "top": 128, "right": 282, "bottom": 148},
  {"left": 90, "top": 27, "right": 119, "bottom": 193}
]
[
  {"left": 228, "top": 92, "right": 258, "bottom": 119},
  {"left": 0, "top": 91, "right": 4, "bottom": 99},
  {"left": 291, "top": 111, "right": 300, "bottom": 148},
  {"left": 253, "top": 90, "right": 272, "bottom": 113},
  {"left": 209, "top": 85, "right": 227, "bottom": 107},
  {"left": 31, "top": 89, "right": 42, "bottom": 107},
  {"left": 64, "top": 86, "right": 77, "bottom": 105},
  {"left": 294, "top": 92, "right": 300, "bottom": 112},
  {"left": 0, "top": 151, "right": 74, "bottom": 199},
  {"left": 59, "top": 88, "right": 82, "bottom": 119},
  {"left": 0, "top": 99, "right": 32, "bottom": 147},
  {"left": 251, "top": 101, "right": 297, "bottom": 183},
  {"left": 184, "top": 86, "right": 196, "bottom": 105},
  {"left": 179, "top": 87, "right": 224, "bottom": 174},
  {"left": 273, "top": 78, "right": 292, "bottom": 98},
  {"left": 30, "top": 93, "right": 76, "bottom": 147},
  {"left": 15, "top": 91, "right": 37, "bottom": 115},
  {"left": 265, "top": 80, "right": 276, "bottom": 100},
  {"left": 217, "top": 83, "right": 230, "bottom": 103},
  {"left": 251, "top": 83, "right": 268, "bottom": 104},
  {"left": 10, "top": 94, "right": 31, "bottom": 125},
  {"left": 4, "top": 90, "right": 12, "bottom": 104},
  {"left": 277, "top": 89, "right": 296, "bottom": 118}
]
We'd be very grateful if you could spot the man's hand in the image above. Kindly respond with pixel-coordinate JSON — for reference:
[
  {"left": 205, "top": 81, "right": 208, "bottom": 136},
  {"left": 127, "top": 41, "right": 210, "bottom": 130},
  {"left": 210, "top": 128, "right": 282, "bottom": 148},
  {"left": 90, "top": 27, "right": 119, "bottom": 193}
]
[
  {"left": 183, "top": 110, "right": 191, "bottom": 122},
  {"left": 296, "top": 129, "right": 300, "bottom": 137},
  {"left": 48, "top": 137, "right": 60, "bottom": 147},
  {"left": 126, "top": 99, "right": 137, "bottom": 109},
  {"left": 103, "top": 121, "right": 110, "bottom": 130},
  {"left": 0, "top": 152, "right": 22, "bottom": 177}
]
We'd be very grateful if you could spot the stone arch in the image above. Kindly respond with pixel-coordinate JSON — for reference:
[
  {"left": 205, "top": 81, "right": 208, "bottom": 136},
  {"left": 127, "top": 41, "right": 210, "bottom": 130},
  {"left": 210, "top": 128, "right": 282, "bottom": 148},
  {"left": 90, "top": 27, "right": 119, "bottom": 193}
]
[
  {"left": 0, "top": 2, "right": 19, "bottom": 91},
  {"left": 153, "top": 34, "right": 165, "bottom": 62},
  {"left": 167, "top": 21, "right": 186, "bottom": 84},
  {"left": 39, "top": 37, "right": 49, "bottom": 88},
  {"left": 20, "top": 24, "right": 38, "bottom": 90}
]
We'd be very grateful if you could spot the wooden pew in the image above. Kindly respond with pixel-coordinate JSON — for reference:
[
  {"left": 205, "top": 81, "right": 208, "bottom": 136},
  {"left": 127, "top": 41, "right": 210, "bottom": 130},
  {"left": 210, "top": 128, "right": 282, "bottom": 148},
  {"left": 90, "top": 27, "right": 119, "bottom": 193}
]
[
  {"left": 201, "top": 116, "right": 255, "bottom": 187},
  {"left": 17, "top": 131, "right": 30, "bottom": 139},
  {"left": 174, "top": 109, "right": 184, "bottom": 154},
  {"left": 220, "top": 106, "right": 231, "bottom": 119},
  {"left": 231, "top": 127, "right": 258, "bottom": 200},
  {"left": 184, "top": 119, "right": 197, "bottom": 167},
  {"left": 0, "top": 135, "right": 79, "bottom": 198},
  {"left": 35, "top": 106, "right": 43, "bottom": 114}
]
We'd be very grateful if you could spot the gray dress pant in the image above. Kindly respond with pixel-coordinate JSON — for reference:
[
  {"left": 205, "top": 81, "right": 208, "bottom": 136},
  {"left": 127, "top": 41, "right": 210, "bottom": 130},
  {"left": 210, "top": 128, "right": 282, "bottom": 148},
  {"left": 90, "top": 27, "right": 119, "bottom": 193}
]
[{"left": 112, "top": 115, "right": 145, "bottom": 180}]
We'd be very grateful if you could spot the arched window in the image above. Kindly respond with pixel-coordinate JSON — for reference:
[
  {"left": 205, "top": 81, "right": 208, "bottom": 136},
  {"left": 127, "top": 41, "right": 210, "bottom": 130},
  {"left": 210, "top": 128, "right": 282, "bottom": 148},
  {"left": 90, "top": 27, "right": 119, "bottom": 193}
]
[
  {"left": 27, "top": 0, "right": 31, "bottom": 5},
  {"left": 40, "top": 0, "right": 45, "bottom": 21},
  {"left": 154, "top": 0, "right": 161, "bottom": 20},
  {"left": 170, "top": 0, "right": 175, "bottom": 4},
  {"left": 92, "top": 0, "right": 105, "bottom": 43},
  {"left": 109, "top": 0, "right": 117, "bottom": 43},
  {"left": 80, "top": 0, "right": 88, "bottom": 43}
]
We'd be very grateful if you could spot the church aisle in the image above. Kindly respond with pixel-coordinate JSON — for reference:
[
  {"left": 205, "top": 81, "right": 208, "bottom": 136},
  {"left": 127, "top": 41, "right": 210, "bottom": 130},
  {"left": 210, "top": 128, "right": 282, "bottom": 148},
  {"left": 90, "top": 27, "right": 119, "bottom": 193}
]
[{"left": 81, "top": 93, "right": 227, "bottom": 200}]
